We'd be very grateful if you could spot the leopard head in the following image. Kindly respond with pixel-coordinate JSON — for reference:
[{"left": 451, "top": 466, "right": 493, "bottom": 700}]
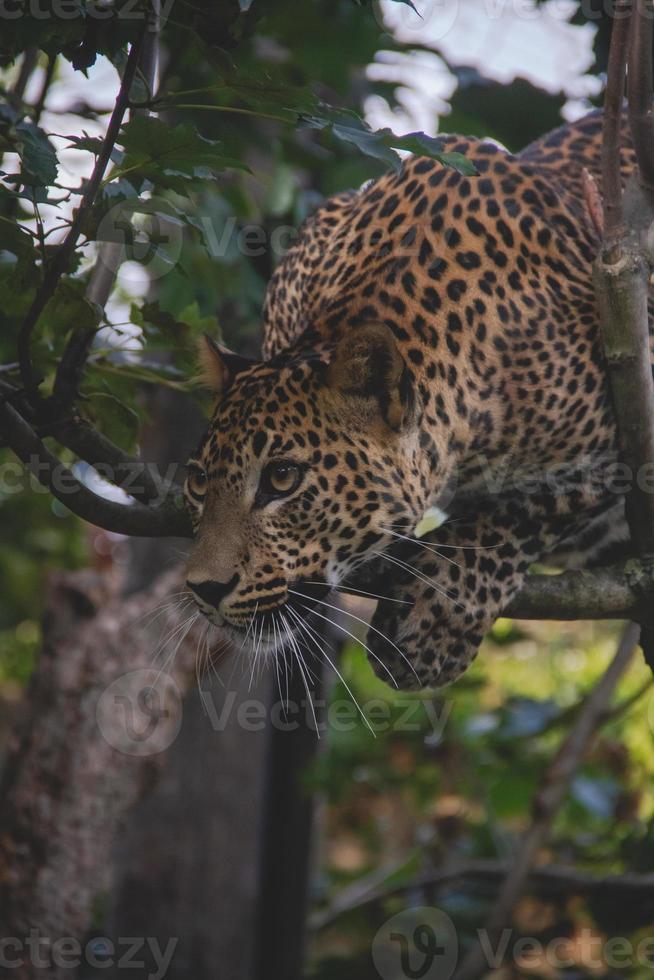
[{"left": 184, "top": 323, "right": 431, "bottom": 653}]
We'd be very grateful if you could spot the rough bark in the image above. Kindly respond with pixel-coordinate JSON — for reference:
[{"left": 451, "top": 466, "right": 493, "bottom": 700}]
[{"left": 0, "top": 565, "right": 259, "bottom": 978}]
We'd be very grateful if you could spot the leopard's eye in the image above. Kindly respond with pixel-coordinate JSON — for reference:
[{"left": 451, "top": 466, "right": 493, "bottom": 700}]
[
  {"left": 186, "top": 463, "right": 207, "bottom": 497},
  {"left": 259, "top": 461, "right": 303, "bottom": 500}
]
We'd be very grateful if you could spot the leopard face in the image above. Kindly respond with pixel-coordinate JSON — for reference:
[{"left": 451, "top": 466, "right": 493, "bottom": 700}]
[{"left": 184, "top": 325, "right": 433, "bottom": 653}]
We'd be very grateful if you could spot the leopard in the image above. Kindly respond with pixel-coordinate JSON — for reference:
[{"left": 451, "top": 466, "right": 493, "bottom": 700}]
[{"left": 184, "top": 109, "right": 643, "bottom": 691}]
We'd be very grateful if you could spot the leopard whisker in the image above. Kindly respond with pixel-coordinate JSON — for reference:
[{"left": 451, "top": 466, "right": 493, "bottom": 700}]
[
  {"left": 271, "top": 617, "right": 284, "bottom": 699},
  {"left": 248, "top": 617, "right": 263, "bottom": 692},
  {"left": 283, "top": 614, "right": 319, "bottom": 685},
  {"left": 150, "top": 607, "right": 198, "bottom": 667},
  {"left": 154, "top": 610, "right": 199, "bottom": 687},
  {"left": 293, "top": 598, "right": 400, "bottom": 689},
  {"left": 196, "top": 625, "right": 213, "bottom": 715},
  {"left": 290, "top": 589, "right": 418, "bottom": 685},
  {"left": 134, "top": 592, "right": 193, "bottom": 630},
  {"left": 239, "top": 601, "right": 259, "bottom": 653},
  {"left": 379, "top": 525, "right": 498, "bottom": 553},
  {"left": 301, "top": 580, "right": 413, "bottom": 605},
  {"left": 381, "top": 526, "right": 464, "bottom": 571},
  {"left": 205, "top": 626, "right": 228, "bottom": 688},
  {"left": 281, "top": 611, "right": 320, "bottom": 738},
  {"left": 372, "top": 550, "right": 466, "bottom": 612},
  {"left": 286, "top": 605, "right": 376, "bottom": 737}
]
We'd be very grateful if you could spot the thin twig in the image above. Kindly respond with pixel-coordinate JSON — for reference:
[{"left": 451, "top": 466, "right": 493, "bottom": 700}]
[
  {"left": 32, "top": 54, "right": 56, "bottom": 127},
  {"left": 452, "top": 622, "right": 639, "bottom": 980},
  {"left": 17, "top": 29, "right": 145, "bottom": 402},
  {"left": 582, "top": 167, "right": 604, "bottom": 237},
  {"left": 312, "top": 857, "right": 654, "bottom": 932},
  {"left": 77, "top": 0, "right": 161, "bottom": 314},
  {"left": 627, "top": 0, "right": 654, "bottom": 197},
  {"left": 601, "top": 1, "right": 631, "bottom": 249},
  {"left": 50, "top": 5, "right": 161, "bottom": 449},
  {"left": 8, "top": 48, "right": 38, "bottom": 108}
]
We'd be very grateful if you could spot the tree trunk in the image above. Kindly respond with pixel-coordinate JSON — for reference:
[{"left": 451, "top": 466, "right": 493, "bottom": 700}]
[
  {"left": 0, "top": 566, "right": 200, "bottom": 977},
  {"left": 105, "top": 384, "right": 271, "bottom": 980}
]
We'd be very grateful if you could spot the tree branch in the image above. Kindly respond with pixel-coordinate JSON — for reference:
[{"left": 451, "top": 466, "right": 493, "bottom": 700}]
[
  {"left": 601, "top": 1, "right": 631, "bottom": 246},
  {"left": 18, "top": 29, "right": 145, "bottom": 402},
  {"left": 4, "top": 20, "right": 185, "bottom": 529},
  {"left": 45, "top": 415, "right": 170, "bottom": 503},
  {"left": 452, "top": 622, "right": 639, "bottom": 980},
  {"left": 0, "top": 377, "right": 170, "bottom": 505},
  {"left": 0, "top": 397, "right": 191, "bottom": 537},
  {"left": 504, "top": 561, "right": 642, "bottom": 620},
  {"left": 53, "top": 4, "right": 161, "bottom": 410},
  {"left": 627, "top": 0, "right": 654, "bottom": 198},
  {"left": 311, "top": 858, "right": 654, "bottom": 932},
  {"left": 595, "top": 2, "right": 654, "bottom": 669}
]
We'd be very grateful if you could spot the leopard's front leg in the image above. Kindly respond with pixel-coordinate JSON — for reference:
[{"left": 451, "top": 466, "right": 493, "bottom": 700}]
[{"left": 364, "top": 497, "right": 588, "bottom": 690}]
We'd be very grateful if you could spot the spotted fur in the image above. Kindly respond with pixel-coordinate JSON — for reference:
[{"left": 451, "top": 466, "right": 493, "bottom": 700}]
[{"left": 184, "top": 110, "right": 643, "bottom": 690}]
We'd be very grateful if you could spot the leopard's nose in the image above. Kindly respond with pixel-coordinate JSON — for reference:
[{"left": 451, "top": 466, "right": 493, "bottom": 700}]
[{"left": 187, "top": 573, "right": 240, "bottom": 611}]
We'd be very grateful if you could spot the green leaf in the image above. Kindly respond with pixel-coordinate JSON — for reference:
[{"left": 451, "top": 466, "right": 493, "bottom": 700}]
[
  {"left": 0, "top": 246, "right": 40, "bottom": 319},
  {"left": 386, "top": 132, "right": 478, "bottom": 176},
  {"left": 302, "top": 113, "right": 477, "bottom": 175},
  {"left": 84, "top": 392, "right": 140, "bottom": 453},
  {"left": 15, "top": 120, "right": 59, "bottom": 186},
  {"left": 117, "top": 116, "right": 249, "bottom": 191},
  {"left": 137, "top": 300, "right": 190, "bottom": 344},
  {"left": 65, "top": 134, "right": 104, "bottom": 154},
  {"left": 302, "top": 115, "right": 401, "bottom": 168},
  {"left": 0, "top": 216, "right": 35, "bottom": 261},
  {"left": 137, "top": 299, "right": 220, "bottom": 347},
  {"left": 178, "top": 301, "right": 221, "bottom": 338},
  {"left": 40, "top": 278, "right": 101, "bottom": 347}
]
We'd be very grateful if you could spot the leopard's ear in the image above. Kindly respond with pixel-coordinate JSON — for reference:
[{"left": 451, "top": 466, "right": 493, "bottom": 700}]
[
  {"left": 327, "top": 323, "right": 412, "bottom": 430},
  {"left": 197, "top": 334, "right": 259, "bottom": 397}
]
